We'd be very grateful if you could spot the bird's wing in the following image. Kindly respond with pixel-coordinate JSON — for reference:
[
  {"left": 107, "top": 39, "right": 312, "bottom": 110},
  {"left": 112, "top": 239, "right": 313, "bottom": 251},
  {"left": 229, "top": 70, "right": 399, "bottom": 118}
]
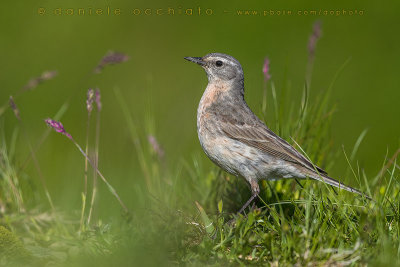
[{"left": 221, "top": 122, "right": 327, "bottom": 175}]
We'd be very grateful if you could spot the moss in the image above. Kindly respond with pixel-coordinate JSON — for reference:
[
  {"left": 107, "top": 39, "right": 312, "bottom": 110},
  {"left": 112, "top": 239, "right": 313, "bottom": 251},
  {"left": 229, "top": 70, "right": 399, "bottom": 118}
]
[{"left": 0, "top": 225, "right": 30, "bottom": 264}]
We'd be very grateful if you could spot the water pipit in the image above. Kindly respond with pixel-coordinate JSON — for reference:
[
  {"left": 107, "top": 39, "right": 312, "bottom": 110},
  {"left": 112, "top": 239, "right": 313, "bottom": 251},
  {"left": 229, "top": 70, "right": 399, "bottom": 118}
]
[{"left": 185, "top": 53, "right": 370, "bottom": 213}]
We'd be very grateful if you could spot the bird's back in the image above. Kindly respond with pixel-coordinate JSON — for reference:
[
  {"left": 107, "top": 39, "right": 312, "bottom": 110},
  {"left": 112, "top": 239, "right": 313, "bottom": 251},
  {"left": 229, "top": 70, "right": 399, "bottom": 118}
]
[{"left": 197, "top": 79, "right": 329, "bottom": 177}]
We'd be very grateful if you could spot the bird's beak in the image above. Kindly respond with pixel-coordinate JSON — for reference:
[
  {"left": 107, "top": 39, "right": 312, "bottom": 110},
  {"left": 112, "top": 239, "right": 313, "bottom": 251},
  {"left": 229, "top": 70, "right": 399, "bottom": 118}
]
[{"left": 184, "top": 57, "right": 205, "bottom": 66}]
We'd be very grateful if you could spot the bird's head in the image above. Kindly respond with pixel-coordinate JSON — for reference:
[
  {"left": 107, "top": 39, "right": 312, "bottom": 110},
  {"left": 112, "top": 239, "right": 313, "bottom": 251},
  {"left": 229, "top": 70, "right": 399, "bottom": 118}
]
[{"left": 185, "top": 53, "right": 244, "bottom": 83}]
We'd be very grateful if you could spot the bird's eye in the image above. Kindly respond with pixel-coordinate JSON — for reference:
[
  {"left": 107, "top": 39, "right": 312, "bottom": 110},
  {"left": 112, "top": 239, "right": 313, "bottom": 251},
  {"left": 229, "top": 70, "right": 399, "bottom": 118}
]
[{"left": 215, "top": 60, "right": 223, "bottom": 67}]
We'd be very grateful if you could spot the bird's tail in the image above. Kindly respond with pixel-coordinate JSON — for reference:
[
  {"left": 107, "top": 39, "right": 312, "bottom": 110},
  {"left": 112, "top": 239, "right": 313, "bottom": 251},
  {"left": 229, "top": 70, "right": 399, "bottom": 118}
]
[{"left": 315, "top": 174, "right": 372, "bottom": 200}]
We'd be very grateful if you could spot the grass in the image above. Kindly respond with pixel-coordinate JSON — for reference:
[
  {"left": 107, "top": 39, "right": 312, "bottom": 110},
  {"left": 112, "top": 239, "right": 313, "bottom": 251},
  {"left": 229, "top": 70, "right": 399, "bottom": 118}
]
[{"left": 1, "top": 27, "right": 400, "bottom": 266}]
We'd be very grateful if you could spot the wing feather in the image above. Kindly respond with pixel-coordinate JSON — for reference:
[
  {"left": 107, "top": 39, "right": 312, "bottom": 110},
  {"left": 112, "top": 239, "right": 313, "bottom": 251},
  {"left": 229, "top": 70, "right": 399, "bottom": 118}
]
[{"left": 221, "top": 122, "right": 327, "bottom": 175}]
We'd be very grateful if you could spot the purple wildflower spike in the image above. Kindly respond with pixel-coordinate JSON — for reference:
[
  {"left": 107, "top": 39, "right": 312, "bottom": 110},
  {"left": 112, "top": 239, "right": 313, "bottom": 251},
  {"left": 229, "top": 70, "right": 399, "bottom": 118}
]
[
  {"left": 94, "top": 51, "right": 130, "bottom": 73},
  {"left": 9, "top": 96, "right": 20, "bottom": 120},
  {"left": 86, "top": 88, "right": 95, "bottom": 113},
  {"left": 262, "top": 57, "right": 271, "bottom": 81},
  {"left": 45, "top": 119, "right": 72, "bottom": 140},
  {"left": 308, "top": 20, "right": 322, "bottom": 57},
  {"left": 95, "top": 88, "right": 102, "bottom": 111}
]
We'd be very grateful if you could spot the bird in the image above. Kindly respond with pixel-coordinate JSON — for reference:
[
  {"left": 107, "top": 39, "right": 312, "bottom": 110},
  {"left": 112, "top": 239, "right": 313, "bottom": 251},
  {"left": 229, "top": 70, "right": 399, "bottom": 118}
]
[{"left": 184, "top": 53, "right": 370, "bottom": 213}]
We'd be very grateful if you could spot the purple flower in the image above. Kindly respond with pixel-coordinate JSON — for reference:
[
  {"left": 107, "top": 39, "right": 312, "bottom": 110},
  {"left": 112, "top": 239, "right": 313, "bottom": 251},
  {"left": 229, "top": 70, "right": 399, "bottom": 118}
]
[
  {"left": 95, "top": 88, "right": 102, "bottom": 111},
  {"left": 262, "top": 57, "right": 271, "bottom": 81},
  {"left": 308, "top": 20, "right": 322, "bottom": 57},
  {"left": 45, "top": 119, "right": 72, "bottom": 140},
  {"left": 86, "top": 88, "right": 95, "bottom": 113},
  {"left": 9, "top": 96, "right": 20, "bottom": 120},
  {"left": 94, "top": 51, "right": 130, "bottom": 73}
]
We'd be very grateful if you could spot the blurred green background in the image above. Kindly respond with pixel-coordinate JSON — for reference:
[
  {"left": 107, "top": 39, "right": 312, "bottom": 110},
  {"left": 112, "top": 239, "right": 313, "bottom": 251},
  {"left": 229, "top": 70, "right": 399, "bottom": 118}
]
[{"left": 0, "top": 0, "right": 399, "bottom": 214}]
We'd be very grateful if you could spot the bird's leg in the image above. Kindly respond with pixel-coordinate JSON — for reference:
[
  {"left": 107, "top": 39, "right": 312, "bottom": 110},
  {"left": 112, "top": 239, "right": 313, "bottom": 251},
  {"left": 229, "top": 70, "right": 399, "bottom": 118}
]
[{"left": 237, "top": 179, "right": 260, "bottom": 214}]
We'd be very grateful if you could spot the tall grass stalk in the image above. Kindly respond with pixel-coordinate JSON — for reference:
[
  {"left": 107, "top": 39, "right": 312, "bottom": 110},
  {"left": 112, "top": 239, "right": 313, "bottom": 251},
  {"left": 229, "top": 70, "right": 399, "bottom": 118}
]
[
  {"left": 0, "top": 127, "right": 25, "bottom": 212},
  {"left": 45, "top": 119, "right": 128, "bottom": 213},
  {"left": 88, "top": 89, "right": 102, "bottom": 224},
  {"left": 80, "top": 89, "right": 95, "bottom": 231},
  {"left": 9, "top": 96, "right": 55, "bottom": 211},
  {"left": 306, "top": 20, "right": 321, "bottom": 86},
  {"left": 71, "top": 133, "right": 128, "bottom": 213},
  {"left": 261, "top": 57, "right": 271, "bottom": 120},
  {"left": 114, "top": 87, "right": 151, "bottom": 191}
]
